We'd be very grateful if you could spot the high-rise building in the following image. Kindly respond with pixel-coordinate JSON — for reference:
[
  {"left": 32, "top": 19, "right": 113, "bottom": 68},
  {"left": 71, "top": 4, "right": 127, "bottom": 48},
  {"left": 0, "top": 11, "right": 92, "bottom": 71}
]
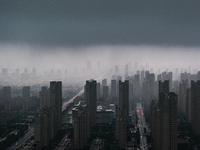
[
  {"left": 191, "top": 81, "right": 200, "bottom": 136},
  {"left": 115, "top": 65, "right": 119, "bottom": 75},
  {"left": 133, "top": 74, "right": 140, "bottom": 100},
  {"left": 22, "top": 86, "right": 30, "bottom": 101},
  {"left": 150, "top": 100, "right": 161, "bottom": 150},
  {"left": 3, "top": 86, "right": 11, "bottom": 101},
  {"left": 129, "top": 82, "right": 133, "bottom": 100},
  {"left": 50, "top": 81, "right": 62, "bottom": 132},
  {"left": 34, "top": 108, "right": 50, "bottom": 149},
  {"left": 73, "top": 80, "right": 97, "bottom": 149},
  {"left": 159, "top": 80, "right": 169, "bottom": 98},
  {"left": 3, "top": 86, "right": 12, "bottom": 111},
  {"left": 116, "top": 80, "right": 129, "bottom": 149},
  {"left": 34, "top": 81, "right": 62, "bottom": 149},
  {"left": 115, "top": 105, "right": 127, "bottom": 149},
  {"left": 22, "top": 86, "right": 30, "bottom": 111},
  {"left": 85, "top": 80, "right": 97, "bottom": 130},
  {"left": 111, "top": 79, "right": 117, "bottom": 98},
  {"left": 160, "top": 93, "right": 177, "bottom": 150},
  {"left": 102, "top": 79, "right": 107, "bottom": 87},
  {"left": 179, "top": 80, "right": 188, "bottom": 113},
  {"left": 186, "top": 88, "right": 191, "bottom": 122},
  {"left": 119, "top": 80, "right": 129, "bottom": 123},
  {"left": 40, "top": 86, "right": 50, "bottom": 109},
  {"left": 2, "top": 68, "right": 8, "bottom": 76},
  {"left": 97, "top": 82, "right": 100, "bottom": 100},
  {"left": 125, "top": 64, "right": 129, "bottom": 78},
  {"left": 140, "top": 70, "right": 145, "bottom": 89},
  {"left": 73, "top": 106, "right": 88, "bottom": 149},
  {"left": 151, "top": 80, "right": 177, "bottom": 150},
  {"left": 103, "top": 86, "right": 109, "bottom": 102}
]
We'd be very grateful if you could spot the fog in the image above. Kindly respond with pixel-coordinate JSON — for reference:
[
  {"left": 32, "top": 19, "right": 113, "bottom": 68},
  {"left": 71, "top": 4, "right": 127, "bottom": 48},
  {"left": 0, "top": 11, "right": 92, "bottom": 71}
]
[
  {"left": 1, "top": 0, "right": 200, "bottom": 85},
  {"left": 0, "top": 44, "right": 199, "bottom": 72}
]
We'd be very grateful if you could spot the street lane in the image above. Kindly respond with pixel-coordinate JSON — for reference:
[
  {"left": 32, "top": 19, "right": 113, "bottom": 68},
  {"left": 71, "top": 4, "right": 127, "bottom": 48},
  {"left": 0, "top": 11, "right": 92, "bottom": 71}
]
[
  {"left": 136, "top": 103, "right": 148, "bottom": 150},
  {"left": 7, "top": 127, "right": 34, "bottom": 150}
]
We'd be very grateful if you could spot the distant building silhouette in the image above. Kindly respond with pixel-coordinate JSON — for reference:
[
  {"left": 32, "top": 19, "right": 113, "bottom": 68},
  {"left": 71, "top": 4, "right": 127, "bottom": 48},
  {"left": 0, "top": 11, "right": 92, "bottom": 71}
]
[
  {"left": 3, "top": 86, "right": 12, "bottom": 111},
  {"left": 39, "top": 86, "right": 50, "bottom": 109},
  {"left": 3, "top": 86, "right": 11, "bottom": 101},
  {"left": 114, "top": 65, "right": 119, "bottom": 75},
  {"left": 22, "top": 86, "right": 30, "bottom": 111},
  {"left": 2, "top": 68, "right": 8, "bottom": 76},
  {"left": 103, "top": 86, "right": 109, "bottom": 102},
  {"left": 179, "top": 80, "right": 188, "bottom": 113},
  {"left": 159, "top": 80, "right": 169, "bottom": 97},
  {"left": 111, "top": 79, "right": 117, "bottom": 98},
  {"left": 97, "top": 82, "right": 100, "bottom": 100}
]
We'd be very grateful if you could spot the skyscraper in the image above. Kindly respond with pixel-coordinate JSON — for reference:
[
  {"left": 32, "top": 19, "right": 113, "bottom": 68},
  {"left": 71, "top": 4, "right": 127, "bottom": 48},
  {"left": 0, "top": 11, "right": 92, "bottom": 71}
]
[
  {"left": 186, "top": 88, "right": 191, "bottom": 122},
  {"left": 73, "top": 106, "right": 88, "bottom": 149},
  {"left": 111, "top": 79, "right": 117, "bottom": 98},
  {"left": 22, "top": 86, "right": 30, "bottom": 101},
  {"left": 3, "top": 86, "right": 12, "bottom": 111},
  {"left": 150, "top": 100, "right": 161, "bottom": 150},
  {"left": 116, "top": 80, "right": 129, "bottom": 149},
  {"left": 103, "top": 86, "right": 109, "bottom": 102},
  {"left": 160, "top": 93, "right": 177, "bottom": 150},
  {"left": 22, "top": 86, "right": 30, "bottom": 111},
  {"left": 151, "top": 80, "right": 177, "bottom": 150},
  {"left": 119, "top": 80, "right": 129, "bottom": 123},
  {"left": 159, "top": 80, "right": 169, "bottom": 98},
  {"left": 85, "top": 80, "right": 97, "bottom": 130},
  {"left": 3, "top": 86, "right": 11, "bottom": 101},
  {"left": 191, "top": 81, "right": 200, "bottom": 136},
  {"left": 34, "top": 108, "right": 50, "bottom": 149},
  {"left": 50, "top": 81, "right": 62, "bottom": 131},
  {"left": 39, "top": 86, "right": 50, "bottom": 109},
  {"left": 34, "top": 81, "right": 62, "bottom": 149},
  {"left": 97, "top": 82, "right": 100, "bottom": 100},
  {"left": 179, "top": 80, "right": 188, "bottom": 113}
]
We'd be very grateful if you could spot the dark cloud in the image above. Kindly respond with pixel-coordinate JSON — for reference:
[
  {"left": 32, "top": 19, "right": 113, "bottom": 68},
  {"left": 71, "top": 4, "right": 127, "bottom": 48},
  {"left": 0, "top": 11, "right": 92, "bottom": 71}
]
[{"left": 0, "top": 0, "right": 200, "bottom": 47}]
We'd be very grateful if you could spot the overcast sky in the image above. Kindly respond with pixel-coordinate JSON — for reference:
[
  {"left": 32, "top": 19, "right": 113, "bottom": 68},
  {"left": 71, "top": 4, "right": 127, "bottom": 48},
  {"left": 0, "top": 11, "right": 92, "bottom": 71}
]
[{"left": 1, "top": 0, "right": 200, "bottom": 47}]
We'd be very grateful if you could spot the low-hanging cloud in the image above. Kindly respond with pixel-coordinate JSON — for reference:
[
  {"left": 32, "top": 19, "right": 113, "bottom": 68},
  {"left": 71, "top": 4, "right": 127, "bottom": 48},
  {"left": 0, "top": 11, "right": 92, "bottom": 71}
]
[
  {"left": 0, "top": 0, "right": 200, "bottom": 47},
  {"left": 0, "top": 44, "right": 200, "bottom": 73}
]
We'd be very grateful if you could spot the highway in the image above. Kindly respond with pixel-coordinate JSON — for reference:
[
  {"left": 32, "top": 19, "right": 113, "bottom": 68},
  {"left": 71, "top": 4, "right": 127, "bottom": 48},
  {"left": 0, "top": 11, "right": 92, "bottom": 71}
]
[
  {"left": 62, "top": 89, "right": 84, "bottom": 111},
  {"left": 7, "top": 126, "right": 34, "bottom": 150},
  {"left": 136, "top": 103, "right": 148, "bottom": 150},
  {"left": 61, "top": 72, "right": 107, "bottom": 111}
]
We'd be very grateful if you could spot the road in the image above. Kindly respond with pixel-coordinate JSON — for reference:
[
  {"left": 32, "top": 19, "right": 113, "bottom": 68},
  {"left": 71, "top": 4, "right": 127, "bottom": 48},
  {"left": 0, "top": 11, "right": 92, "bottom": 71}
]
[
  {"left": 62, "top": 72, "right": 107, "bottom": 111},
  {"left": 62, "top": 89, "right": 84, "bottom": 111},
  {"left": 7, "top": 127, "right": 34, "bottom": 150},
  {"left": 136, "top": 103, "right": 148, "bottom": 150}
]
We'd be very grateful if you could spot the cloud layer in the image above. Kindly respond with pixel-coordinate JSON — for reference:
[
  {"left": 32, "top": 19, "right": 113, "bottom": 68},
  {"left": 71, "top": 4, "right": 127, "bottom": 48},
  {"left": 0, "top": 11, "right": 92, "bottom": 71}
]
[{"left": 1, "top": 0, "right": 200, "bottom": 47}]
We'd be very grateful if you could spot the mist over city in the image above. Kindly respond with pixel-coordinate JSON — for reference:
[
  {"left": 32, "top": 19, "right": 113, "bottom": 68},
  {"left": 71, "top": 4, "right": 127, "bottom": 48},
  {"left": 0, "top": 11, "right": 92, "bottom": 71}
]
[{"left": 0, "top": 0, "right": 200, "bottom": 150}]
